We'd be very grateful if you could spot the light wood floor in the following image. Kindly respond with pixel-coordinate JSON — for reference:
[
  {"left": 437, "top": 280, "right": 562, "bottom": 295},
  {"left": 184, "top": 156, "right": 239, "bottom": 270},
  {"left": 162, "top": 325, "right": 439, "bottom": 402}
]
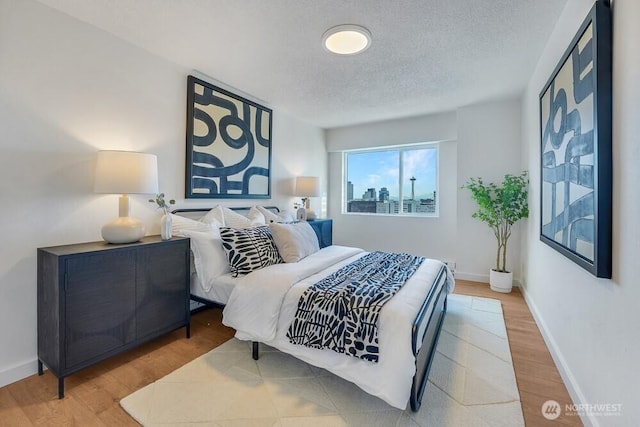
[
  {"left": 454, "top": 281, "right": 581, "bottom": 426},
  {"left": 0, "top": 280, "right": 581, "bottom": 426}
]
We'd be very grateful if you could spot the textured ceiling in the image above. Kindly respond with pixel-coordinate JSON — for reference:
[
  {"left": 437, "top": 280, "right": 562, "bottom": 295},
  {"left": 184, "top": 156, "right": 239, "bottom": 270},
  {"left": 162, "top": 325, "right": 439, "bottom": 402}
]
[{"left": 36, "top": 0, "right": 567, "bottom": 128}]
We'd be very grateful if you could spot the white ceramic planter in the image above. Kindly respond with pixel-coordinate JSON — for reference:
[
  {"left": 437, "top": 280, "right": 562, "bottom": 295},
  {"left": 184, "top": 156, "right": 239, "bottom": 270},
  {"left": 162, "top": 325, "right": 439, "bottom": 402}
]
[{"left": 489, "top": 269, "right": 513, "bottom": 293}]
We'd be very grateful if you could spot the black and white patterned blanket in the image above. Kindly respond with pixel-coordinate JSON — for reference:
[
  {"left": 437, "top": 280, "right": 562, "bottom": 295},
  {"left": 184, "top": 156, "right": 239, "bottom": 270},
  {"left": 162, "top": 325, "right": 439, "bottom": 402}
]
[{"left": 286, "top": 251, "right": 424, "bottom": 362}]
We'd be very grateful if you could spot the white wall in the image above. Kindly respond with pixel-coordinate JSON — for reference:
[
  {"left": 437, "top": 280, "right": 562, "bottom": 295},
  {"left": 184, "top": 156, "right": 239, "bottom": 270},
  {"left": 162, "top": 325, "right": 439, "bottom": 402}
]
[
  {"left": 0, "top": 0, "right": 325, "bottom": 387},
  {"left": 456, "top": 99, "right": 523, "bottom": 282},
  {"left": 325, "top": 111, "right": 457, "bottom": 152},
  {"left": 326, "top": 98, "right": 523, "bottom": 281},
  {"left": 520, "top": 0, "right": 640, "bottom": 425}
]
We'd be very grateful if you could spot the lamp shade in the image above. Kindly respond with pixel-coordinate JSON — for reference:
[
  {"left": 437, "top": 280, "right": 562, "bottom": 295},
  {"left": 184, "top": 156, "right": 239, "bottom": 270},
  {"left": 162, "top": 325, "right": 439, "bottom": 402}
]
[
  {"left": 94, "top": 150, "right": 158, "bottom": 195},
  {"left": 294, "top": 176, "right": 321, "bottom": 197}
]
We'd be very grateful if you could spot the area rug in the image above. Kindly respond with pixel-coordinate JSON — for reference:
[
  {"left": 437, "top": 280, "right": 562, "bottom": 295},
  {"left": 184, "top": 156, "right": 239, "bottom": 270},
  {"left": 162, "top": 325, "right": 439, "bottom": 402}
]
[{"left": 121, "top": 294, "right": 524, "bottom": 426}]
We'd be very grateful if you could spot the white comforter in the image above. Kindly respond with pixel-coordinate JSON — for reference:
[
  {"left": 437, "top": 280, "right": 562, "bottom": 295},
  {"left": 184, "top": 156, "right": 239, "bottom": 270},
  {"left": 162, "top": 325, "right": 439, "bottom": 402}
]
[{"left": 222, "top": 245, "right": 454, "bottom": 409}]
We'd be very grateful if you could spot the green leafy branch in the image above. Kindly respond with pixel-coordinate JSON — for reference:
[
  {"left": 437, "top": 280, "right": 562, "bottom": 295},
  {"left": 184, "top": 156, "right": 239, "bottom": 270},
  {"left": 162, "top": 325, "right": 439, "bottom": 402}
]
[
  {"left": 461, "top": 171, "right": 529, "bottom": 272},
  {"left": 149, "top": 193, "right": 175, "bottom": 213}
]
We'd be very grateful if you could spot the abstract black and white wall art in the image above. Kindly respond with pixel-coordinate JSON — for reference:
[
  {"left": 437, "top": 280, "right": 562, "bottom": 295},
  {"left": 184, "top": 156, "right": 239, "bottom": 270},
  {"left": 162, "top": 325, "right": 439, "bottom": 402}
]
[
  {"left": 186, "top": 75, "right": 272, "bottom": 199},
  {"left": 539, "top": 1, "right": 611, "bottom": 278}
]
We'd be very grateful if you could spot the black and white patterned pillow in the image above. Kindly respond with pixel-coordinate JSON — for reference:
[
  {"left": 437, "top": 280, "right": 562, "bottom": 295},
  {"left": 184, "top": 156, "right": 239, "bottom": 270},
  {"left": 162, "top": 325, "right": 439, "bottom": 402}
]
[{"left": 219, "top": 226, "right": 283, "bottom": 276}]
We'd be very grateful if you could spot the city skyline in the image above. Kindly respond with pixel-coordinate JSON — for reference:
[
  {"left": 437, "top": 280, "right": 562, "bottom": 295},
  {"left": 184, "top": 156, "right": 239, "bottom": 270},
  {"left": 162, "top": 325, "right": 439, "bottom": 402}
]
[
  {"left": 352, "top": 185, "right": 435, "bottom": 203},
  {"left": 346, "top": 148, "right": 438, "bottom": 201}
]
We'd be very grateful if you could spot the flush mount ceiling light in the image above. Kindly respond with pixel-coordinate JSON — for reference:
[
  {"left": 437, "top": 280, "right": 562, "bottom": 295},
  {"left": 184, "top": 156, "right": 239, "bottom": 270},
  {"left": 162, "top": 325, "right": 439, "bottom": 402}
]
[{"left": 322, "top": 24, "right": 372, "bottom": 55}]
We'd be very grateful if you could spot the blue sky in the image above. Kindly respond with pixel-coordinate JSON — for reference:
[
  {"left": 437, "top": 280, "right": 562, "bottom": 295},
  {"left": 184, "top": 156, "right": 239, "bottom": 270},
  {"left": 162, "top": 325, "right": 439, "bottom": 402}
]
[{"left": 347, "top": 147, "right": 437, "bottom": 200}]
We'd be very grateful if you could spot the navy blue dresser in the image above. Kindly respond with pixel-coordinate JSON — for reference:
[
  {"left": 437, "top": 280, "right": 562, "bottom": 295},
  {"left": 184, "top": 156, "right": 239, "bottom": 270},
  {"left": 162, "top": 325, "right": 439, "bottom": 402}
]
[{"left": 307, "top": 218, "right": 333, "bottom": 248}]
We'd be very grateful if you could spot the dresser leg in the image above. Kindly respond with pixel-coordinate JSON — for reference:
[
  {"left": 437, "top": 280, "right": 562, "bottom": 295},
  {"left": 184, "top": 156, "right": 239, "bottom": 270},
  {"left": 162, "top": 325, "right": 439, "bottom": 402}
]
[
  {"left": 186, "top": 323, "right": 191, "bottom": 339},
  {"left": 38, "top": 360, "right": 43, "bottom": 376},
  {"left": 58, "top": 377, "right": 64, "bottom": 399}
]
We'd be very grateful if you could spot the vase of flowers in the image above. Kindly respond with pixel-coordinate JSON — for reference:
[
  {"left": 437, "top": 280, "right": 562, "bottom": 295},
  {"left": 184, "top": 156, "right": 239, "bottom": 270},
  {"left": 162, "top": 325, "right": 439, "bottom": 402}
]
[{"left": 149, "top": 193, "right": 175, "bottom": 240}]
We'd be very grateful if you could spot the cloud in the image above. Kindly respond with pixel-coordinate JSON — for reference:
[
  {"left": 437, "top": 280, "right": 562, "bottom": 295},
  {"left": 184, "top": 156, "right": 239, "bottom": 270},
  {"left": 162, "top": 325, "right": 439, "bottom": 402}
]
[
  {"left": 367, "top": 174, "right": 381, "bottom": 185},
  {"left": 403, "top": 149, "right": 429, "bottom": 178}
]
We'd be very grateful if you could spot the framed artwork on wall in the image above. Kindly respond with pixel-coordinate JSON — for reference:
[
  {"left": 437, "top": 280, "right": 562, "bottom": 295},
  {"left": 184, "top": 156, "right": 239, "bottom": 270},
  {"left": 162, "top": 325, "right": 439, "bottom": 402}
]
[
  {"left": 185, "top": 75, "right": 272, "bottom": 199},
  {"left": 539, "top": 0, "right": 612, "bottom": 278}
]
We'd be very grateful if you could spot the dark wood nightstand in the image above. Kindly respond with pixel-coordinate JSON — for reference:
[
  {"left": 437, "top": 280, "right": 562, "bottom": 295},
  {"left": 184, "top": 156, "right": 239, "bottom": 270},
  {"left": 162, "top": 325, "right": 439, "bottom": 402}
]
[
  {"left": 307, "top": 218, "right": 332, "bottom": 248},
  {"left": 37, "top": 236, "right": 190, "bottom": 398}
]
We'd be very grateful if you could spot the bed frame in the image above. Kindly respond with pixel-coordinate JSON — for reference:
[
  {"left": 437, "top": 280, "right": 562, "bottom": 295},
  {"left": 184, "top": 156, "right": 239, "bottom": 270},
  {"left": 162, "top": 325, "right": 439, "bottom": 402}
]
[
  {"left": 173, "top": 206, "right": 449, "bottom": 412},
  {"left": 409, "top": 266, "right": 448, "bottom": 411}
]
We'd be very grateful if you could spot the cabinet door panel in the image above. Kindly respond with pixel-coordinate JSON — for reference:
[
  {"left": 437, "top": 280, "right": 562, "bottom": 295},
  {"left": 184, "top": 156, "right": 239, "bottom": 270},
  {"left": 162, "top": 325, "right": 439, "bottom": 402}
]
[
  {"left": 136, "top": 243, "right": 188, "bottom": 338},
  {"left": 65, "top": 252, "right": 136, "bottom": 369}
]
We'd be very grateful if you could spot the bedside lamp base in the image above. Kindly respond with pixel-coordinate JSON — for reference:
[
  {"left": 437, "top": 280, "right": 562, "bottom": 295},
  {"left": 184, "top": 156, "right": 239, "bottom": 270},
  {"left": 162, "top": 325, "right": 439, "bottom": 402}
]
[{"left": 101, "top": 217, "right": 145, "bottom": 244}]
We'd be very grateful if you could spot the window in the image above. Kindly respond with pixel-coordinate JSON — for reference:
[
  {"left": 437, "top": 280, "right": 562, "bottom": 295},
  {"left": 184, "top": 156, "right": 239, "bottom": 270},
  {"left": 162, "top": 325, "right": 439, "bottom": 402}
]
[{"left": 344, "top": 144, "right": 438, "bottom": 216}]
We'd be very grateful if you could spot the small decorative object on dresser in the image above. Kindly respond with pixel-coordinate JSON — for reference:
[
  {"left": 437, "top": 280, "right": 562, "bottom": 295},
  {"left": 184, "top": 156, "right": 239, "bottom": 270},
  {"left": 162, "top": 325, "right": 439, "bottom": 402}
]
[
  {"left": 160, "top": 214, "right": 172, "bottom": 240},
  {"left": 149, "top": 193, "right": 176, "bottom": 240},
  {"left": 37, "top": 236, "right": 190, "bottom": 398},
  {"left": 296, "top": 207, "right": 307, "bottom": 221}
]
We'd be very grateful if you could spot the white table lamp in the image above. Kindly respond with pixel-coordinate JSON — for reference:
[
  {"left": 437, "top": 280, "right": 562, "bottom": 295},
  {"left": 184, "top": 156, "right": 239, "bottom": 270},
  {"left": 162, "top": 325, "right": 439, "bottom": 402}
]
[
  {"left": 294, "top": 176, "right": 321, "bottom": 220},
  {"left": 94, "top": 150, "right": 158, "bottom": 244}
]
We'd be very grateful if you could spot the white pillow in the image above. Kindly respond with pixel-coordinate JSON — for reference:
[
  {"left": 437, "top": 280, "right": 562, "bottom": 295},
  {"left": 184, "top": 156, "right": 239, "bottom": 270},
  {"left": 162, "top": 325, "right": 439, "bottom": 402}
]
[
  {"left": 278, "top": 210, "right": 296, "bottom": 222},
  {"left": 269, "top": 221, "right": 320, "bottom": 263},
  {"left": 257, "top": 205, "right": 282, "bottom": 223},
  {"left": 179, "top": 229, "right": 230, "bottom": 291},
  {"left": 222, "top": 206, "right": 261, "bottom": 228},
  {"left": 201, "top": 205, "right": 225, "bottom": 227},
  {"left": 247, "top": 206, "right": 266, "bottom": 225},
  {"left": 170, "top": 214, "right": 217, "bottom": 234}
]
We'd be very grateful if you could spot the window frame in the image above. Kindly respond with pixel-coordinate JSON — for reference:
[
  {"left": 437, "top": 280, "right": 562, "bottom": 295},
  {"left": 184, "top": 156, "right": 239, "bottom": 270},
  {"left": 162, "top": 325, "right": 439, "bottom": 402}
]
[{"left": 342, "top": 142, "right": 440, "bottom": 217}]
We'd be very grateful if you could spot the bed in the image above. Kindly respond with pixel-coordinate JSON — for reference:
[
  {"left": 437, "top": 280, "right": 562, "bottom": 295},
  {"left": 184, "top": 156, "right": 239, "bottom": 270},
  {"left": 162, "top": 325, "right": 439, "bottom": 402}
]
[{"left": 171, "top": 206, "right": 454, "bottom": 411}]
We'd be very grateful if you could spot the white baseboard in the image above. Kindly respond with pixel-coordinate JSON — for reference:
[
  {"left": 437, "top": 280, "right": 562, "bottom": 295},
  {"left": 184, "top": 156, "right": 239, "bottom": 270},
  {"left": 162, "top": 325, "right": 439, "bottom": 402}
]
[
  {"left": 519, "top": 285, "right": 596, "bottom": 427},
  {"left": 0, "top": 358, "right": 39, "bottom": 388},
  {"left": 454, "top": 271, "right": 522, "bottom": 287},
  {"left": 454, "top": 271, "right": 488, "bottom": 283}
]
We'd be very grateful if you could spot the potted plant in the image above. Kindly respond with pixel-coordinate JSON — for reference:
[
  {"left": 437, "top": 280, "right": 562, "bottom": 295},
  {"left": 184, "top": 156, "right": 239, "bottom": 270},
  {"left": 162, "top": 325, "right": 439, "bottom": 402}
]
[{"left": 462, "top": 171, "right": 529, "bottom": 293}]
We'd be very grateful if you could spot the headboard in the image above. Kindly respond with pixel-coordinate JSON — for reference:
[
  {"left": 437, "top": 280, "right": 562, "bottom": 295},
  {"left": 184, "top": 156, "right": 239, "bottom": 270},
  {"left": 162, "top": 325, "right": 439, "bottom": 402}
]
[{"left": 172, "top": 206, "right": 280, "bottom": 221}]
